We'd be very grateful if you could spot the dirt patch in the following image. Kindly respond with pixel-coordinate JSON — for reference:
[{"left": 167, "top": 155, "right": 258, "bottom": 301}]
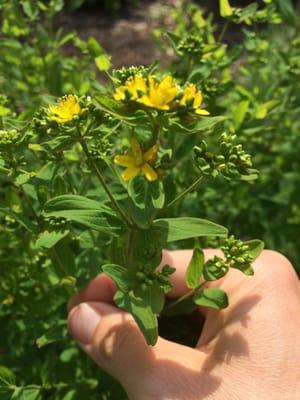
[{"left": 57, "top": 0, "right": 176, "bottom": 68}]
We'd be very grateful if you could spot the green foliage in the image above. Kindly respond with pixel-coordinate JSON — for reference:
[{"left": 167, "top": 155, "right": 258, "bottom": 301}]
[{"left": 0, "top": 0, "right": 297, "bottom": 398}]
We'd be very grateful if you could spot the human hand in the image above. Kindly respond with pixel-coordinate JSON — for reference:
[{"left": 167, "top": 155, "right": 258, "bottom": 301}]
[{"left": 68, "top": 250, "right": 300, "bottom": 400}]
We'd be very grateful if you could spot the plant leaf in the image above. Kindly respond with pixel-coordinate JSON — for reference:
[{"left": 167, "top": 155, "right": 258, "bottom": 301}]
[
  {"left": 128, "top": 178, "right": 165, "bottom": 228},
  {"left": 185, "top": 247, "right": 205, "bottom": 289},
  {"left": 0, "top": 366, "right": 16, "bottom": 386},
  {"left": 36, "top": 324, "right": 66, "bottom": 348},
  {"left": 114, "top": 291, "right": 158, "bottom": 345},
  {"left": 193, "top": 288, "right": 228, "bottom": 309},
  {"left": 245, "top": 239, "right": 264, "bottom": 260},
  {"left": 35, "top": 230, "right": 70, "bottom": 249},
  {"left": 153, "top": 217, "right": 227, "bottom": 243},
  {"left": 44, "top": 195, "right": 119, "bottom": 235},
  {"left": 135, "top": 282, "right": 165, "bottom": 314},
  {"left": 102, "top": 264, "right": 133, "bottom": 292}
]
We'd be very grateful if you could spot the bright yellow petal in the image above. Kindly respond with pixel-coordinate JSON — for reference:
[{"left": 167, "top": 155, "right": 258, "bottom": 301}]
[
  {"left": 138, "top": 95, "right": 154, "bottom": 108},
  {"left": 195, "top": 108, "right": 210, "bottom": 115},
  {"left": 193, "top": 92, "right": 203, "bottom": 109},
  {"left": 142, "top": 163, "right": 158, "bottom": 181},
  {"left": 121, "top": 166, "right": 140, "bottom": 181},
  {"left": 113, "top": 87, "right": 126, "bottom": 101},
  {"left": 143, "top": 144, "right": 158, "bottom": 162},
  {"left": 114, "top": 154, "right": 135, "bottom": 167},
  {"left": 130, "top": 138, "right": 143, "bottom": 165}
]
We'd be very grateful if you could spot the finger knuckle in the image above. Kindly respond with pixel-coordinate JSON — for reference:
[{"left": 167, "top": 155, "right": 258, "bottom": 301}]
[{"left": 262, "top": 249, "right": 297, "bottom": 284}]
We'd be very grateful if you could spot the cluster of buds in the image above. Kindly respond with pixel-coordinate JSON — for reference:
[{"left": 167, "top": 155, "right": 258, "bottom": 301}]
[
  {"left": 221, "top": 235, "right": 254, "bottom": 275},
  {"left": 203, "top": 235, "right": 255, "bottom": 280},
  {"left": 176, "top": 35, "right": 205, "bottom": 57},
  {"left": 113, "top": 65, "right": 149, "bottom": 84},
  {"left": 0, "top": 129, "right": 22, "bottom": 150},
  {"left": 44, "top": 216, "right": 70, "bottom": 230},
  {"left": 194, "top": 132, "right": 255, "bottom": 180},
  {"left": 135, "top": 264, "right": 175, "bottom": 293}
]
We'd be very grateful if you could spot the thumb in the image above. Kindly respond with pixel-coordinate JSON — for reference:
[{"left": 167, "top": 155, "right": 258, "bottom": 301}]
[{"left": 68, "top": 301, "right": 205, "bottom": 399}]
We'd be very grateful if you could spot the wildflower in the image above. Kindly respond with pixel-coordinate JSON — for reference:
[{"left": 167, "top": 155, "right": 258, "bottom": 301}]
[
  {"left": 138, "top": 75, "right": 178, "bottom": 110},
  {"left": 48, "top": 95, "right": 81, "bottom": 123},
  {"left": 114, "top": 138, "right": 158, "bottom": 181},
  {"left": 113, "top": 75, "right": 147, "bottom": 101},
  {"left": 113, "top": 74, "right": 178, "bottom": 111},
  {"left": 179, "top": 84, "right": 210, "bottom": 115}
]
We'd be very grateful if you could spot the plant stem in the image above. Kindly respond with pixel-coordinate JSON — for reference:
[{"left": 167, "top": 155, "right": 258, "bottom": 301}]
[
  {"left": 162, "top": 282, "right": 205, "bottom": 315},
  {"left": 165, "top": 176, "right": 203, "bottom": 209},
  {"left": 79, "top": 136, "right": 132, "bottom": 227},
  {"left": 218, "top": 20, "right": 230, "bottom": 43}
]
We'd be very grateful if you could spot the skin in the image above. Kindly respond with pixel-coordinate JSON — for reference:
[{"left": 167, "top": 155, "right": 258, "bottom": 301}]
[{"left": 68, "top": 249, "right": 300, "bottom": 400}]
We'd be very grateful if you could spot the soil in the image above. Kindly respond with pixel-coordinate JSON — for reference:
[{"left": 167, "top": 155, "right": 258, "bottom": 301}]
[
  {"left": 57, "top": 0, "right": 177, "bottom": 69},
  {"left": 56, "top": 0, "right": 247, "bottom": 70}
]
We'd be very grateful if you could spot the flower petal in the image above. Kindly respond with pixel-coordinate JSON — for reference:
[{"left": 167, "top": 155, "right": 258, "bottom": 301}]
[
  {"left": 114, "top": 155, "right": 135, "bottom": 167},
  {"left": 130, "top": 138, "right": 143, "bottom": 164},
  {"left": 195, "top": 108, "right": 210, "bottom": 115},
  {"left": 121, "top": 166, "right": 140, "bottom": 181},
  {"left": 142, "top": 163, "right": 158, "bottom": 181},
  {"left": 143, "top": 144, "right": 158, "bottom": 162}
]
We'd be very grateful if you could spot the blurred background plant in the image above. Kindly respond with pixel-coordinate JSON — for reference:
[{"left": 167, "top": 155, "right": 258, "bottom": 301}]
[{"left": 0, "top": 0, "right": 299, "bottom": 399}]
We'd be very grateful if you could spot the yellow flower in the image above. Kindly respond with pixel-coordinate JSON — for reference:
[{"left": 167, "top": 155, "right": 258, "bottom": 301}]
[
  {"left": 179, "top": 84, "right": 210, "bottom": 115},
  {"left": 138, "top": 75, "right": 178, "bottom": 110},
  {"left": 48, "top": 95, "right": 81, "bottom": 123},
  {"left": 113, "top": 75, "right": 147, "bottom": 101},
  {"left": 114, "top": 138, "right": 158, "bottom": 182}
]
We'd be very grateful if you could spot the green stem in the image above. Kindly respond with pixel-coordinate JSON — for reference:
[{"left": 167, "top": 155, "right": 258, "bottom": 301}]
[
  {"left": 165, "top": 176, "right": 203, "bottom": 209},
  {"left": 51, "top": 247, "right": 69, "bottom": 277},
  {"left": 126, "top": 227, "right": 136, "bottom": 269},
  {"left": 162, "top": 282, "right": 205, "bottom": 315},
  {"left": 218, "top": 20, "right": 230, "bottom": 43},
  {"left": 79, "top": 136, "right": 132, "bottom": 227}
]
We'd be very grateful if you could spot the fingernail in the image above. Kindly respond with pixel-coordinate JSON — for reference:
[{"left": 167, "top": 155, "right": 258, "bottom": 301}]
[{"left": 68, "top": 303, "right": 102, "bottom": 345}]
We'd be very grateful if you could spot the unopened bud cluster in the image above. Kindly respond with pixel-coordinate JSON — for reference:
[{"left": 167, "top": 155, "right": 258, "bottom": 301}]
[
  {"left": 194, "top": 132, "right": 254, "bottom": 179},
  {"left": 135, "top": 264, "right": 175, "bottom": 292},
  {"left": 113, "top": 66, "right": 148, "bottom": 84},
  {"left": 221, "top": 235, "right": 253, "bottom": 275},
  {"left": 0, "top": 129, "right": 21, "bottom": 150},
  {"left": 176, "top": 35, "right": 204, "bottom": 57}
]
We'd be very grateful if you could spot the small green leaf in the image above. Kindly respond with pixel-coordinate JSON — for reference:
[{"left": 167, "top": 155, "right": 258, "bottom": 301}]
[
  {"left": 14, "top": 386, "right": 41, "bottom": 400},
  {"left": 275, "top": 0, "right": 296, "bottom": 26},
  {"left": 114, "top": 291, "right": 158, "bottom": 345},
  {"left": 0, "top": 365, "right": 16, "bottom": 386},
  {"left": 255, "top": 100, "right": 279, "bottom": 120},
  {"left": 102, "top": 264, "right": 133, "bottom": 292},
  {"left": 135, "top": 282, "right": 165, "bottom": 314},
  {"left": 245, "top": 239, "right": 264, "bottom": 260},
  {"left": 35, "top": 230, "right": 70, "bottom": 249},
  {"left": 233, "top": 100, "right": 250, "bottom": 129},
  {"left": 36, "top": 161, "right": 59, "bottom": 182},
  {"left": 36, "top": 324, "right": 66, "bottom": 348},
  {"left": 193, "top": 288, "right": 228, "bottom": 309},
  {"left": 153, "top": 217, "right": 228, "bottom": 243},
  {"left": 44, "top": 195, "right": 118, "bottom": 235},
  {"left": 185, "top": 247, "right": 205, "bottom": 289},
  {"left": 95, "top": 54, "right": 111, "bottom": 71},
  {"left": 128, "top": 178, "right": 165, "bottom": 228}
]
